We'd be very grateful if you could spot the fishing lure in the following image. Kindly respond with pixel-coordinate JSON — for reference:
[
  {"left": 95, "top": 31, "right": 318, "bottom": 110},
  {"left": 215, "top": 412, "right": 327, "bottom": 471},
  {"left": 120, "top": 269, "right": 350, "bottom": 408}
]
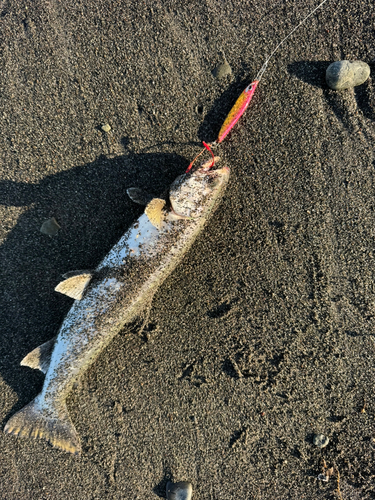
[{"left": 187, "top": 0, "right": 329, "bottom": 173}]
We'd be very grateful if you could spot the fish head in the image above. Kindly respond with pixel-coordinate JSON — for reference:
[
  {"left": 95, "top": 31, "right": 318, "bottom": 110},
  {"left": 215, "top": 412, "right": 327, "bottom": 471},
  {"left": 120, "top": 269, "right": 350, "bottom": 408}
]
[{"left": 169, "top": 163, "right": 230, "bottom": 219}]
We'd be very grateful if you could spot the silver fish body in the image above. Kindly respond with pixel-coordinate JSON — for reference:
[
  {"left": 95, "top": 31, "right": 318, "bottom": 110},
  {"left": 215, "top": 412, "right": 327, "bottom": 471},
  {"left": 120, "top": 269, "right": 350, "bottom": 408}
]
[{"left": 4, "top": 163, "right": 229, "bottom": 454}]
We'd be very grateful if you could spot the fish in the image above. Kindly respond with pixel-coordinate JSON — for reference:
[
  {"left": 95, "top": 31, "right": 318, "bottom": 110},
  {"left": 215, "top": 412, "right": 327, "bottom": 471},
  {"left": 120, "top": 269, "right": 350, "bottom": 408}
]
[{"left": 4, "top": 159, "right": 229, "bottom": 454}]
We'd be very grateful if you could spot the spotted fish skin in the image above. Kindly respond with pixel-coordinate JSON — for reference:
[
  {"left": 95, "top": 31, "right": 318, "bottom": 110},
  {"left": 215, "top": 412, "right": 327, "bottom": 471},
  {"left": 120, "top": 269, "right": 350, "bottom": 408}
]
[{"left": 4, "top": 164, "right": 230, "bottom": 454}]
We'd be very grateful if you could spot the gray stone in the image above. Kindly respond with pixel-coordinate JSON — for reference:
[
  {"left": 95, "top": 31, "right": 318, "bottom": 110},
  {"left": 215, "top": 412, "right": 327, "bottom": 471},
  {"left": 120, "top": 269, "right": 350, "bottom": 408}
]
[
  {"left": 166, "top": 481, "right": 193, "bottom": 500},
  {"left": 40, "top": 217, "right": 60, "bottom": 236},
  {"left": 313, "top": 433, "right": 329, "bottom": 448},
  {"left": 101, "top": 123, "right": 111, "bottom": 132},
  {"left": 326, "top": 60, "right": 370, "bottom": 90}
]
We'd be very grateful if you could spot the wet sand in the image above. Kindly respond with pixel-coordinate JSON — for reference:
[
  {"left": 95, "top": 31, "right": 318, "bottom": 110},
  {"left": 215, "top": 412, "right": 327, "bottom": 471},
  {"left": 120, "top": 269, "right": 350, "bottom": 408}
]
[{"left": 0, "top": 0, "right": 374, "bottom": 498}]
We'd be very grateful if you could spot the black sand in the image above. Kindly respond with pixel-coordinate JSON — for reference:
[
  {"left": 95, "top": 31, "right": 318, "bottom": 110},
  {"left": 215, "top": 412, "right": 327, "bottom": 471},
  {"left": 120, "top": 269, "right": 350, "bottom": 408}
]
[{"left": 0, "top": 0, "right": 374, "bottom": 498}]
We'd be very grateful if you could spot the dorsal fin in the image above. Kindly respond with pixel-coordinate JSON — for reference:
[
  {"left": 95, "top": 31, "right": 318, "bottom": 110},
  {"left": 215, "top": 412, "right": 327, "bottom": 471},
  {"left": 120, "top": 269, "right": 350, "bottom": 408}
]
[
  {"left": 20, "top": 336, "right": 57, "bottom": 374},
  {"left": 145, "top": 198, "right": 166, "bottom": 229},
  {"left": 55, "top": 271, "right": 93, "bottom": 300}
]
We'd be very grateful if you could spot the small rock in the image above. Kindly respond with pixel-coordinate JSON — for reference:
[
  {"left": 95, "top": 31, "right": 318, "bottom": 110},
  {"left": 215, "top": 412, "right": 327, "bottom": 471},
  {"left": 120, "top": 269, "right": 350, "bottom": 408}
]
[
  {"left": 212, "top": 58, "right": 232, "bottom": 79},
  {"left": 313, "top": 433, "right": 329, "bottom": 448},
  {"left": 326, "top": 60, "right": 370, "bottom": 90},
  {"left": 40, "top": 217, "right": 60, "bottom": 236},
  {"left": 317, "top": 473, "right": 329, "bottom": 482},
  {"left": 166, "top": 481, "right": 193, "bottom": 500},
  {"left": 101, "top": 123, "right": 111, "bottom": 132}
]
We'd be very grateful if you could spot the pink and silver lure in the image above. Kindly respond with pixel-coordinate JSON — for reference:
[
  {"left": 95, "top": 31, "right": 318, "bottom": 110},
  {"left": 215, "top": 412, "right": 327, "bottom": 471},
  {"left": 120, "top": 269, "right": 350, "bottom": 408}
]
[{"left": 187, "top": 0, "right": 329, "bottom": 172}]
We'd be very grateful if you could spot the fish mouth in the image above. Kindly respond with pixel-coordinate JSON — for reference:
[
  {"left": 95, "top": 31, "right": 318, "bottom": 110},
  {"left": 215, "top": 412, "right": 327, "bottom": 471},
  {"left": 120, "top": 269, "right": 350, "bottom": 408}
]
[
  {"left": 197, "top": 165, "right": 230, "bottom": 185},
  {"left": 214, "top": 165, "right": 230, "bottom": 175}
]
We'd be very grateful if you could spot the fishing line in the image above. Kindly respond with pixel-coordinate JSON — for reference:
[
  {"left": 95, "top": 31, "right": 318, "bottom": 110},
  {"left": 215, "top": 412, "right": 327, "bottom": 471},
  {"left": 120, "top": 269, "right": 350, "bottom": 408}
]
[
  {"left": 186, "top": 0, "right": 330, "bottom": 172},
  {"left": 255, "top": 0, "right": 329, "bottom": 82}
]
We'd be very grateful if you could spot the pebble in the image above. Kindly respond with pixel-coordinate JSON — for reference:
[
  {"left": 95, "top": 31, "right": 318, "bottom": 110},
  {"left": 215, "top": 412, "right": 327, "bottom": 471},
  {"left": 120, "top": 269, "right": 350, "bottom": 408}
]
[
  {"left": 326, "top": 60, "right": 370, "bottom": 90},
  {"left": 313, "top": 433, "right": 329, "bottom": 448},
  {"left": 166, "top": 481, "right": 193, "bottom": 500},
  {"left": 101, "top": 123, "right": 111, "bottom": 132},
  {"left": 40, "top": 217, "right": 60, "bottom": 236},
  {"left": 212, "top": 57, "right": 232, "bottom": 79}
]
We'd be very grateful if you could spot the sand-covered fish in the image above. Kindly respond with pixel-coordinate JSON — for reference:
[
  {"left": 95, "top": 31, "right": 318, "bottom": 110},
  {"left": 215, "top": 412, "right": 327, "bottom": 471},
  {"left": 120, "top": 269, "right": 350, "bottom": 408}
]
[{"left": 4, "top": 160, "right": 229, "bottom": 454}]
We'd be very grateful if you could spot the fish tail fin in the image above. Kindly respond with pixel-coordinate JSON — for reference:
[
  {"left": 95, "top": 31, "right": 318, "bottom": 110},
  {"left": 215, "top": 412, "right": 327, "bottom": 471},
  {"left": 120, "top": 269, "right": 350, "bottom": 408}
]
[{"left": 4, "top": 396, "right": 81, "bottom": 455}]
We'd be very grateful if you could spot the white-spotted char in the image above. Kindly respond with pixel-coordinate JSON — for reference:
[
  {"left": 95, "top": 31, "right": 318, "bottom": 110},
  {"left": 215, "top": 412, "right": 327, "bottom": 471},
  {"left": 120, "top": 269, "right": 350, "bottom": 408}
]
[{"left": 4, "top": 163, "right": 229, "bottom": 454}]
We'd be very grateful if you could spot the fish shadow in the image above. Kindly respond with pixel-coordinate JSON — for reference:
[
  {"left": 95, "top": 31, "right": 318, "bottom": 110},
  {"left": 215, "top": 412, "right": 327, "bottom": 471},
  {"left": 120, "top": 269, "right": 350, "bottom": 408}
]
[
  {"left": 288, "top": 60, "right": 375, "bottom": 125},
  {"left": 0, "top": 146, "right": 187, "bottom": 423}
]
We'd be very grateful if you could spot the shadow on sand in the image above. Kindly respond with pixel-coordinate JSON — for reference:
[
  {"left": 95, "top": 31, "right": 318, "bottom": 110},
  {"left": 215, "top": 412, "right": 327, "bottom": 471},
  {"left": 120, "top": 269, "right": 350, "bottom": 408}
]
[{"left": 0, "top": 146, "right": 187, "bottom": 422}]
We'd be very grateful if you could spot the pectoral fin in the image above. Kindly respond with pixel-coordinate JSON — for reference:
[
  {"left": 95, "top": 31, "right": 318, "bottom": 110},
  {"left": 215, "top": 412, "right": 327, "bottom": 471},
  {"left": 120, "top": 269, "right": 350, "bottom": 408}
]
[
  {"left": 127, "top": 187, "right": 154, "bottom": 206},
  {"left": 55, "top": 271, "right": 93, "bottom": 300},
  {"left": 20, "top": 336, "right": 57, "bottom": 374},
  {"left": 145, "top": 198, "right": 166, "bottom": 229}
]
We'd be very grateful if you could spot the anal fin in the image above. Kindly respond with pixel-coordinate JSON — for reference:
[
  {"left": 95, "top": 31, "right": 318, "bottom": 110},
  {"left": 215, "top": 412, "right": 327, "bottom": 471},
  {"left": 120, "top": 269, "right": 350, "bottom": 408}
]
[
  {"left": 21, "top": 336, "right": 57, "bottom": 374},
  {"left": 55, "top": 270, "right": 93, "bottom": 300}
]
